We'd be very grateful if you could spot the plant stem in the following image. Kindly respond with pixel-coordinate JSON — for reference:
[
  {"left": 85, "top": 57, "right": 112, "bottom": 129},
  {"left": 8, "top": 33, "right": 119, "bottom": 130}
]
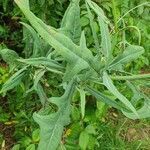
[
  {"left": 112, "top": 0, "right": 118, "bottom": 31},
  {"left": 111, "top": 73, "right": 150, "bottom": 80},
  {"left": 117, "top": 2, "right": 150, "bottom": 23}
]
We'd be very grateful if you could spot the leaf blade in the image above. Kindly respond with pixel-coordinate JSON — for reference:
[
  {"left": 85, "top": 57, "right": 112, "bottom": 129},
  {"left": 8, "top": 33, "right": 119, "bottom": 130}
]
[{"left": 103, "top": 72, "right": 138, "bottom": 117}]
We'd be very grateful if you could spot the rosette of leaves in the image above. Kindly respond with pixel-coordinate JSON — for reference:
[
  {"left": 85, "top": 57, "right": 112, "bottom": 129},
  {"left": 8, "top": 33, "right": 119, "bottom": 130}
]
[{"left": 0, "top": 0, "right": 150, "bottom": 149}]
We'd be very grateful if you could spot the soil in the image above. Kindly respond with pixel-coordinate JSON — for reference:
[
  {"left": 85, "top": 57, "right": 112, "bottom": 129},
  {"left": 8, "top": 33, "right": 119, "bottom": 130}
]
[{"left": 0, "top": 97, "right": 15, "bottom": 150}]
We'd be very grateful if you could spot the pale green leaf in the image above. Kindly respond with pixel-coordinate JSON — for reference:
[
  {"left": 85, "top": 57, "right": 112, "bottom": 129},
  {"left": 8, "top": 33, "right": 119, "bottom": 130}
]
[
  {"left": 26, "top": 144, "right": 35, "bottom": 150},
  {"left": 85, "top": 125, "right": 96, "bottom": 135},
  {"left": 86, "top": 86, "right": 127, "bottom": 111},
  {"left": 18, "top": 57, "right": 64, "bottom": 74},
  {"left": 86, "top": 0, "right": 109, "bottom": 23},
  {"left": 103, "top": 72, "right": 138, "bottom": 117},
  {"left": 61, "top": 0, "right": 81, "bottom": 44},
  {"left": 15, "top": 0, "right": 96, "bottom": 75},
  {"left": 33, "top": 80, "right": 75, "bottom": 150},
  {"left": 98, "top": 17, "right": 112, "bottom": 60},
  {"left": 63, "top": 31, "right": 91, "bottom": 82},
  {"left": 123, "top": 95, "right": 150, "bottom": 119},
  {"left": 86, "top": 0, "right": 112, "bottom": 61},
  {"left": 63, "top": 59, "right": 89, "bottom": 82},
  {"left": 11, "top": 144, "right": 20, "bottom": 150},
  {"left": 21, "top": 22, "right": 44, "bottom": 57},
  {"left": 80, "top": 31, "right": 87, "bottom": 49},
  {"left": 32, "top": 129, "right": 40, "bottom": 142},
  {"left": 78, "top": 88, "right": 86, "bottom": 119},
  {"left": 109, "top": 45, "right": 145, "bottom": 69},
  {"left": 33, "top": 69, "right": 47, "bottom": 106},
  {"left": 86, "top": 2, "right": 100, "bottom": 54},
  {"left": 79, "top": 131, "right": 89, "bottom": 150},
  {"left": 126, "top": 81, "right": 142, "bottom": 104}
]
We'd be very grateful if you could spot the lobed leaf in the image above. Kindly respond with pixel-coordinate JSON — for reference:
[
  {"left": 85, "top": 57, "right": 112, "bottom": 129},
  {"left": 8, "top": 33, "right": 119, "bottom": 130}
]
[
  {"left": 15, "top": 0, "right": 97, "bottom": 81},
  {"left": 33, "top": 80, "right": 76, "bottom": 150}
]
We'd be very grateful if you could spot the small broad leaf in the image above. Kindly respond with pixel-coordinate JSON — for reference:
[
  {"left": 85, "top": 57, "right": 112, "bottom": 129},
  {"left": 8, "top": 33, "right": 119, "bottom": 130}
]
[
  {"left": 32, "top": 129, "right": 40, "bottom": 142},
  {"left": 11, "top": 144, "right": 20, "bottom": 150},
  {"left": 1, "top": 66, "right": 27, "bottom": 93},
  {"left": 80, "top": 31, "right": 87, "bottom": 49},
  {"left": 26, "top": 144, "right": 35, "bottom": 150},
  {"left": 79, "top": 131, "right": 89, "bottom": 150},
  {"left": 103, "top": 72, "right": 138, "bottom": 117},
  {"left": 109, "top": 45, "right": 145, "bottom": 69},
  {"left": 33, "top": 80, "right": 76, "bottom": 150},
  {"left": 63, "top": 59, "right": 89, "bottom": 82},
  {"left": 33, "top": 69, "right": 45, "bottom": 90},
  {"left": 85, "top": 125, "right": 96, "bottom": 135},
  {"left": 71, "top": 105, "right": 80, "bottom": 121}
]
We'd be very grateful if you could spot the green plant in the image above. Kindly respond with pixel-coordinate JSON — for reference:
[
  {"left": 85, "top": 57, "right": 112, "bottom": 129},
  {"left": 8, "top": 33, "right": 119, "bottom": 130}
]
[{"left": 0, "top": 0, "right": 150, "bottom": 149}]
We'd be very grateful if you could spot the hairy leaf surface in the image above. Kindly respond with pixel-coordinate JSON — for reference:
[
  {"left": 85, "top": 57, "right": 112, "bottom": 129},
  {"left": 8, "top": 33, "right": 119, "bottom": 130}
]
[
  {"left": 33, "top": 80, "right": 75, "bottom": 150},
  {"left": 15, "top": 0, "right": 96, "bottom": 80}
]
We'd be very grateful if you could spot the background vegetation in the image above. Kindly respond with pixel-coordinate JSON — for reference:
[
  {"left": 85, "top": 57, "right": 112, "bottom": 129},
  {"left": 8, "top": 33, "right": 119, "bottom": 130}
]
[{"left": 0, "top": 0, "right": 150, "bottom": 150}]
